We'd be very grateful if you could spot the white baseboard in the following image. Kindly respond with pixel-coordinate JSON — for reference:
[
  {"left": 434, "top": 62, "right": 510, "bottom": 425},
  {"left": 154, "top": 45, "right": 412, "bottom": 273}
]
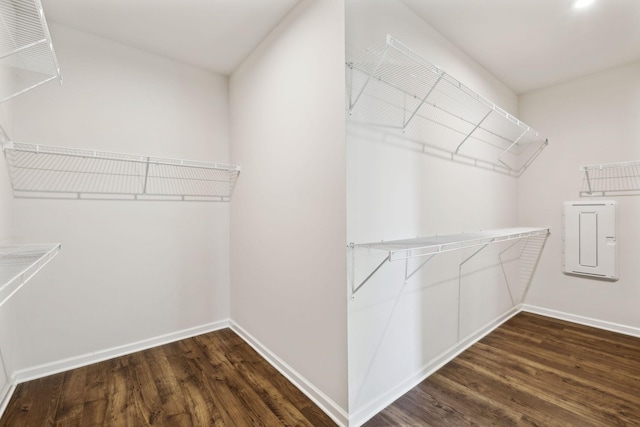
[
  {"left": 348, "top": 305, "right": 522, "bottom": 427},
  {"left": 522, "top": 305, "right": 640, "bottom": 338},
  {"left": 0, "top": 379, "right": 16, "bottom": 420},
  {"left": 229, "top": 320, "right": 349, "bottom": 427},
  {"left": 13, "top": 320, "right": 229, "bottom": 384}
]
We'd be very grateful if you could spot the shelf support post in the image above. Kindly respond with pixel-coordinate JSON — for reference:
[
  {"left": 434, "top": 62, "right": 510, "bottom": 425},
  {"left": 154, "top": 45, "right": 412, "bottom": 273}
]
[
  {"left": 496, "top": 127, "right": 529, "bottom": 171},
  {"left": 352, "top": 254, "right": 391, "bottom": 298},
  {"left": 0, "top": 38, "right": 48, "bottom": 61},
  {"left": 142, "top": 157, "right": 151, "bottom": 194},
  {"left": 0, "top": 75, "right": 59, "bottom": 105},
  {"left": 402, "top": 74, "right": 444, "bottom": 131},
  {"left": 348, "top": 46, "right": 390, "bottom": 115},
  {"left": 584, "top": 169, "right": 593, "bottom": 195},
  {"left": 455, "top": 109, "right": 493, "bottom": 154},
  {"left": 404, "top": 254, "right": 435, "bottom": 284},
  {"left": 457, "top": 239, "right": 494, "bottom": 342}
]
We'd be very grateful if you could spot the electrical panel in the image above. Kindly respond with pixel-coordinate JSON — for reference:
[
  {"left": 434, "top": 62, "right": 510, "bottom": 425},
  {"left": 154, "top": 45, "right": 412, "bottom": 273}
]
[{"left": 562, "top": 201, "right": 618, "bottom": 281}]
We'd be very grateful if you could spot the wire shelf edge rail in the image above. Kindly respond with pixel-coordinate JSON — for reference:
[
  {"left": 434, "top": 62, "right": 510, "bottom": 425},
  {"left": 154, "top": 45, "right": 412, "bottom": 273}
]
[
  {"left": 0, "top": 0, "right": 63, "bottom": 104},
  {"left": 2, "top": 141, "right": 241, "bottom": 201},
  {"left": 346, "top": 35, "right": 548, "bottom": 176},
  {"left": 580, "top": 160, "right": 640, "bottom": 197},
  {"left": 0, "top": 243, "right": 61, "bottom": 308},
  {"left": 349, "top": 227, "right": 550, "bottom": 297}
]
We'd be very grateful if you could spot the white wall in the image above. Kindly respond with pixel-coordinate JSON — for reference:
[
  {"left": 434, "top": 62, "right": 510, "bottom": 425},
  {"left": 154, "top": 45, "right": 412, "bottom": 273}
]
[
  {"left": 0, "top": 72, "right": 14, "bottom": 411},
  {"left": 346, "top": 1, "right": 536, "bottom": 424},
  {"left": 0, "top": 74, "right": 12, "bottom": 243},
  {"left": 8, "top": 24, "right": 232, "bottom": 374},
  {"left": 519, "top": 61, "right": 640, "bottom": 330},
  {"left": 229, "top": 0, "right": 348, "bottom": 423}
]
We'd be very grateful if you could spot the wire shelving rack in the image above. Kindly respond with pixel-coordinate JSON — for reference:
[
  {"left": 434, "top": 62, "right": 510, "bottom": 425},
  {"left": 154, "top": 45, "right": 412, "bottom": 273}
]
[
  {"left": 580, "top": 161, "right": 640, "bottom": 197},
  {"left": 0, "top": 0, "right": 62, "bottom": 104},
  {"left": 0, "top": 243, "right": 60, "bottom": 307},
  {"left": 346, "top": 35, "right": 548, "bottom": 176},
  {"left": 2, "top": 141, "right": 241, "bottom": 201},
  {"left": 349, "top": 227, "right": 550, "bottom": 297}
]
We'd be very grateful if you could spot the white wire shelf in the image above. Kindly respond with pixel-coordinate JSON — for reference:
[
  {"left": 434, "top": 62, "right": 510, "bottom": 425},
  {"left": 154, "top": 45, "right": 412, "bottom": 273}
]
[
  {"left": 349, "top": 227, "right": 550, "bottom": 297},
  {"left": 2, "top": 141, "right": 241, "bottom": 201},
  {"left": 580, "top": 161, "right": 640, "bottom": 197},
  {"left": 0, "top": 0, "right": 62, "bottom": 104},
  {"left": 346, "top": 35, "right": 548, "bottom": 176},
  {"left": 0, "top": 243, "right": 61, "bottom": 308}
]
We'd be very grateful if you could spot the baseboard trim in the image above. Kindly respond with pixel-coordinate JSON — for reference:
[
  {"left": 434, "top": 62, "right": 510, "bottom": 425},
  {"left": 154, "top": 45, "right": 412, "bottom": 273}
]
[
  {"left": 13, "top": 320, "right": 229, "bottom": 384},
  {"left": 348, "top": 305, "right": 522, "bottom": 427},
  {"left": 229, "top": 320, "right": 349, "bottom": 427},
  {"left": 0, "top": 379, "right": 16, "bottom": 420},
  {"left": 522, "top": 305, "right": 640, "bottom": 338}
]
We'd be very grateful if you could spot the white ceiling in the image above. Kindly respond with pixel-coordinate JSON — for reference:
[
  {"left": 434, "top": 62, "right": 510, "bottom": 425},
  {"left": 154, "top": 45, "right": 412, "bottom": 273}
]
[
  {"left": 42, "top": 0, "right": 301, "bottom": 76},
  {"left": 42, "top": 0, "right": 640, "bottom": 92},
  {"left": 401, "top": 0, "right": 640, "bottom": 93}
]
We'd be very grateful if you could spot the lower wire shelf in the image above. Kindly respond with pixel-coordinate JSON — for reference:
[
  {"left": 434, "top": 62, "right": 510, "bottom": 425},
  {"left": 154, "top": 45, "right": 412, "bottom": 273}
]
[
  {"left": 349, "top": 227, "right": 550, "bottom": 297},
  {"left": 0, "top": 243, "right": 61, "bottom": 308}
]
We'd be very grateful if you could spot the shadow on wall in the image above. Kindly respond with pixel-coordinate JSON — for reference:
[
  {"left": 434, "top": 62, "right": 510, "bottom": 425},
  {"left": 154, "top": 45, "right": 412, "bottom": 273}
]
[{"left": 347, "top": 232, "right": 548, "bottom": 417}]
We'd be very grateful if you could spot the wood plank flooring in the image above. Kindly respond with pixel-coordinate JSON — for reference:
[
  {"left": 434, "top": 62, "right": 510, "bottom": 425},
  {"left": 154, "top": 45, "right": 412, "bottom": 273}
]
[
  {"left": 365, "top": 312, "right": 640, "bottom": 426},
  {"left": 0, "top": 328, "right": 337, "bottom": 427},
  {"left": 4, "top": 313, "right": 640, "bottom": 426}
]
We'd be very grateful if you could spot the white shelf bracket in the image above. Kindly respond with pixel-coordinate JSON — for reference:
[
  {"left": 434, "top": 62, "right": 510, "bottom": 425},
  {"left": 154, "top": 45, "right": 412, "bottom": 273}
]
[
  {"left": 455, "top": 109, "right": 493, "bottom": 154},
  {"left": 348, "top": 45, "right": 390, "bottom": 115},
  {"left": 352, "top": 253, "right": 391, "bottom": 299},
  {"left": 402, "top": 74, "right": 444, "bottom": 131},
  {"left": 142, "top": 156, "right": 151, "bottom": 194},
  {"left": 404, "top": 253, "right": 436, "bottom": 284},
  {"left": 583, "top": 168, "right": 593, "bottom": 195}
]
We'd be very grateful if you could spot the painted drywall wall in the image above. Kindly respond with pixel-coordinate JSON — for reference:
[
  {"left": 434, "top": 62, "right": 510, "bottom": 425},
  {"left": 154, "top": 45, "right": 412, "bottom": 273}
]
[
  {"left": 0, "top": 77, "right": 12, "bottom": 244},
  {"left": 0, "top": 77, "right": 14, "bottom": 411},
  {"left": 346, "top": 0, "right": 541, "bottom": 423},
  {"left": 8, "top": 24, "right": 232, "bottom": 372},
  {"left": 229, "top": 0, "right": 348, "bottom": 422},
  {"left": 518, "top": 61, "right": 640, "bottom": 329}
]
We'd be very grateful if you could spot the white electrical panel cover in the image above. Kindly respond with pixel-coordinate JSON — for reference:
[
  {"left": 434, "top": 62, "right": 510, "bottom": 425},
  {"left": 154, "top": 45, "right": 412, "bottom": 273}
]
[{"left": 562, "top": 201, "right": 618, "bottom": 281}]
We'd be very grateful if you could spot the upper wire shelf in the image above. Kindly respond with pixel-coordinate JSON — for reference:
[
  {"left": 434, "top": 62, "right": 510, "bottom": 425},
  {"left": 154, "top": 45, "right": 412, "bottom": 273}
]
[
  {"left": 0, "top": 243, "right": 60, "bottom": 308},
  {"left": 580, "top": 160, "right": 640, "bottom": 197},
  {"left": 0, "top": 0, "right": 62, "bottom": 104},
  {"left": 349, "top": 227, "right": 550, "bottom": 297},
  {"left": 2, "top": 141, "right": 241, "bottom": 201},
  {"left": 346, "top": 35, "right": 548, "bottom": 176}
]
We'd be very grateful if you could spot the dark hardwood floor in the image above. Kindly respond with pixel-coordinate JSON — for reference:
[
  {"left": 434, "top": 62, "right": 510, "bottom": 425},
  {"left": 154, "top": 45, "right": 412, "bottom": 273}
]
[
  {"left": 0, "top": 328, "right": 336, "bottom": 427},
  {"left": 4, "top": 313, "right": 640, "bottom": 426},
  {"left": 366, "top": 312, "right": 640, "bottom": 426}
]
